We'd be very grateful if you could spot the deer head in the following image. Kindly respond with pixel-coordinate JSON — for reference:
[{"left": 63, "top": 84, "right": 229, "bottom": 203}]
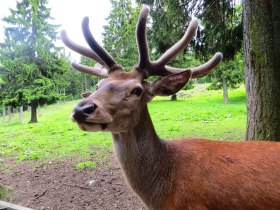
[{"left": 60, "top": 6, "right": 222, "bottom": 133}]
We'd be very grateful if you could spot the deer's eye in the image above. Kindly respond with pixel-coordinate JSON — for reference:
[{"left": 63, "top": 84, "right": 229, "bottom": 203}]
[{"left": 130, "top": 87, "right": 142, "bottom": 96}]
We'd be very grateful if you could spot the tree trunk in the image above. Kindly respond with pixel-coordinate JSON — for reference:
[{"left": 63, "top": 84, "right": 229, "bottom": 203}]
[
  {"left": 243, "top": 0, "right": 280, "bottom": 141},
  {"left": 171, "top": 94, "right": 177, "bottom": 101},
  {"left": 38, "top": 103, "right": 40, "bottom": 116},
  {"left": 19, "top": 106, "right": 23, "bottom": 123},
  {"left": 29, "top": 100, "right": 38, "bottom": 123},
  {"left": 2, "top": 106, "right": 6, "bottom": 124},
  {"left": 28, "top": 100, "right": 31, "bottom": 111},
  {"left": 7, "top": 106, "right": 12, "bottom": 122},
  {"left": 63, "top": 88, "right": 66, "bottom": 102},
  {"left": 222, "top": 77, "right": 229, "bottom": 104}
]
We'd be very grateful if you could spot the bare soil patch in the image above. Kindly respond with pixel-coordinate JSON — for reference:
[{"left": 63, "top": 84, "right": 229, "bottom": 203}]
[{"left": 0, "top": 154, "right": 146, "bottom": 210}]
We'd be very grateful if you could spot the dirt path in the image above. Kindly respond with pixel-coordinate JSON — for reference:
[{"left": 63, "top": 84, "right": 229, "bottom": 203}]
[{"left": 0, "top": 155, "right": 146, "bottom": 210}]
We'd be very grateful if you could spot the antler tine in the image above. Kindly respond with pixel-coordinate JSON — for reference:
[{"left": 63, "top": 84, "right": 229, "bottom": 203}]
[
  {"left": 190, "top": 52, "right": 223, "bottom": 78},
  {"left": 71, "top": 62, "right": 108, "bottom": 78},
  {"left": 136, "top": 6, "right": 150, "bottom": 69},
  {"left": 134, "top": 9, "right": 201, "bottom": 78},
  {"left": 60, "top": 30, "right": 107, "bottom": 69},
  {"left": 134, "top": 8, "right": 222, "bottom": 78},
  {"left": 153, "top": 18, "right": 199, "bottom": 67},
  {"left": 162, "top": 53, "right": 223, "bottom": 77},
  {"left": 82, "top": 17, "right": 121, "bottom": 72}
]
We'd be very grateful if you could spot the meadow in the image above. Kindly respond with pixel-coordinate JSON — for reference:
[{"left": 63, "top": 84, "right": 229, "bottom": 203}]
[{"left": 0, "top": 84, "right": 247, "bottom": 167}]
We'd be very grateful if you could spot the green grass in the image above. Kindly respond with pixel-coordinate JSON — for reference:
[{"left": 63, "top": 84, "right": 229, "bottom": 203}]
[
  {"left": 0, "top": 84, "right": 246, "bottom": 164},
  {"left": 0, "top": 102, "right": 111, "bottom": 163},
  {"left": 152, "top": 85, "right": 246, "bottom": 140},
  {"left": 75, "top": 160, "right": 98, "bottom": 170}
]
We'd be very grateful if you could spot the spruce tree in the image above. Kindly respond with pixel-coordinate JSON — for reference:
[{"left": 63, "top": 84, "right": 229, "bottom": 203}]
[{"left": 0, "top": 0, "right": 64, "bottom": 123}]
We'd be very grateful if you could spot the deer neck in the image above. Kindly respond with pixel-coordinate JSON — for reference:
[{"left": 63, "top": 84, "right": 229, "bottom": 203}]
[{"left": 111, "top": 105, "right": 171, "bottom": 207}]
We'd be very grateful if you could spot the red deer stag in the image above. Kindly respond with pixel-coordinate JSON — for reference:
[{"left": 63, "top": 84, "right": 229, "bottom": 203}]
[{"left": 61, "top": 6, "right": 280, "bottom": 210}]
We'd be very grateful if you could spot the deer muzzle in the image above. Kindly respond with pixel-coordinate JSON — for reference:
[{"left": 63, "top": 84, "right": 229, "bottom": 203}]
[{"left": 72, "top": 103, "right": 97, "bottom": 123}]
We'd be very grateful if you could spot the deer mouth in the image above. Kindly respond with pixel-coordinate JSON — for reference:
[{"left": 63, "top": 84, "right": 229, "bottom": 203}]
[
  {"left": 77, "top": 122, "right": 108, "bottom": 132},
  {"left": 71, "top": 114, "right": 108, "bottom": 131},
  {"left": 83, "top": 122, "right": 108, "bottom": 130}
]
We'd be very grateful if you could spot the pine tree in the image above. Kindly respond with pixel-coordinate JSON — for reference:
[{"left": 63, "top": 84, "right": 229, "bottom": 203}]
[{"left": 0, "top": 0, "right": 65, "bottom": 123}]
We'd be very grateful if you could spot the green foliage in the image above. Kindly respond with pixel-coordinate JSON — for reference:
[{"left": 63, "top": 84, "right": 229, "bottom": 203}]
[
  {"left": 137, "top": 0, "right": 244, "bottom": 93},
  {"left": 201, "top": 3, "right": 243, "bottom": 92},
  {"left": 75, "top": 161, "right": 97, "bottom": 170},
  {"left": 64, "top": 70, "right": 84, "bottom": 99},
  {"left": 208, "top": 52, "right": 244, "bottom": 90},
  {"left": 182, "top": 82, "right": 194, "bottom": 91},
  {"left": 0, "top": 86, "right": 246, "bottom": 165},
  {"left": 0, "top": 0, "right": 71, "bottom": 122},
  {"left": 103, "top": 0, "right": 141, "bottom": 70},
  {"left": 196, "top": 2, "right": 243, "bottom": 60},
  {"left": 140, "top": 0, "right": 188, "bottom": 58},
  {"left": 171, "top": 53, "right": 201, "bottom": 90},
  {"left": 79, "top": 56, "right": 99, "bottom": 92},
  {"left": 136, "top": 0, "right": 200, "bottom": 93},
  {"left": 140, "top": 0, "right": 243, "bottom": 60},
  {"left": 0, "top": 64, "right": 4, "bottom": 87}
]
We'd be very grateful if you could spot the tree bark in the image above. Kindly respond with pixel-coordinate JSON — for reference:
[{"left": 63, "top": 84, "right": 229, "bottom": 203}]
[
  {"left": 29, "top": 100, "right": 38, "bottom": 123},
  {"left": 19, "top": 106, "right": 23, "bottom": 123},
  {"left": 171, "top": 94, "right": 177, "bottom": 101},
  {"left": 222, "top": 77, "right": 229, "bottom": 104},
  {"left": 28, "top": 100, "right": 31, "bottom": 111},
  {"left": 243, "top": 0, "right": 280, "bottom": 141},
  {"left": 38, "top": 103, "right": 40, "bottom": 116},
  {"left": 7, "top": 106, "right": 12, "bottom": 122}
]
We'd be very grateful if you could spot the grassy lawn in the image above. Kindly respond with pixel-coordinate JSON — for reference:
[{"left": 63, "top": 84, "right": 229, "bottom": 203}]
[{"left": 0, "top": 84, "right": 246, "bottom": 165}]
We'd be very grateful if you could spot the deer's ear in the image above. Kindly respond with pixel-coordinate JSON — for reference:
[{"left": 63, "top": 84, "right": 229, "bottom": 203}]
[
  {"left": 149, "top": 70, "right": 192, "bottom": 96},
  {"left": 81, "top": 92, "right": 92, "bottom": 98}
]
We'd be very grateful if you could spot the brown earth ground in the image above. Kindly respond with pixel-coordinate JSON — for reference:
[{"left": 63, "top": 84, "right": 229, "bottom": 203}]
[{"left": 0, "top": 154, "right": 147, "bottom": 210}]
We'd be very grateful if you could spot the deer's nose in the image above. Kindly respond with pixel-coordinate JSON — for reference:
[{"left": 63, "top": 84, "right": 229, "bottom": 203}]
[{"left": 72, "top": 104, "right": 97, "bottom": 122}]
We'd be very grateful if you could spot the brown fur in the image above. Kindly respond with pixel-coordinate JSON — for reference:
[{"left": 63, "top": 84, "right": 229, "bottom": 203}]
[
  {"left": 111, "top": 104, "right": 280, "bottom": 210},
  {"left": 166, "top": 139, "right": 280, "bottom": 210},
  {"left": 71, "top": 72, "right": 280, "bottom": 210},
  {"left": 61, "top": 6, "right": 280, "bottom": 209}
]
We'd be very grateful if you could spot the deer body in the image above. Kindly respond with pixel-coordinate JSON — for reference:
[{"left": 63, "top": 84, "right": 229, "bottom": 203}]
[
  {"left": 61, "top": 6, "right": 280, "bottom": 209},
  {"left": 112, "top": 105, "right": 280, "bottom": 210}
]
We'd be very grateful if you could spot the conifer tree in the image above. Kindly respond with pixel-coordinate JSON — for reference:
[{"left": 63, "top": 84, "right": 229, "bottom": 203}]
[{"left": 0, "top": 0, "right": 66, "bottom": 123}]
